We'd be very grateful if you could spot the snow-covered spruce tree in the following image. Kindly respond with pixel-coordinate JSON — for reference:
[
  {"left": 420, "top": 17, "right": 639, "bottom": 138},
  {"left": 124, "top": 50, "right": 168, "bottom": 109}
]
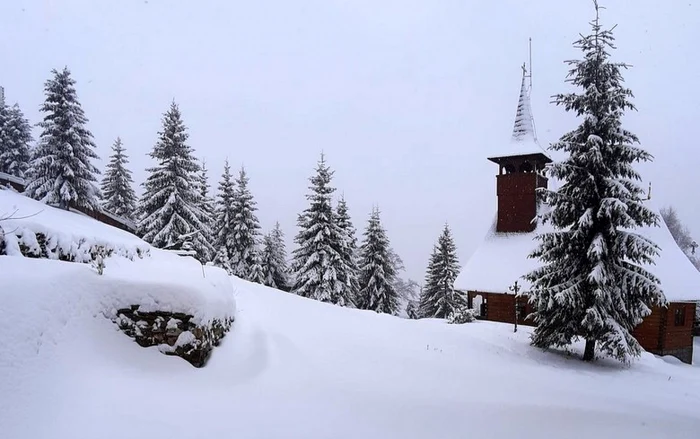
[
  {"left": 290, "top": 154, "right": 350, "bottom": 306},
  {"left": 248, "top": 248, "right": 265, "bottom": 284},
  {"left": 418, "top": 224, "right": 464, "bottom": 319},
  {"left": 525, "top": 2, "right": 663, "bottom": 364},
  {"left": 261, "top": 222, "right": 290, "bottom": 290},
  {"left": 138, "top": 102, "right": 212, "bottom": 263},
  {"left": 0, "top": 102, "right": 33, "bottom": 179},
  {"left": 230, "top": 166, "right": 262, "bottom": 281},
  {"left": 336, "top": 196, "right": 360, "bottom": 305},
  {"left": 356, "top": 208, "right": 399, "bottom": 314},
  {"left": 100, "top": 137, "right": 137, "bottom": 219},
  {"left": 197, "top": 159, "right": 216, "bottom": 254},
  {"left": 25, "top": 67, "right": 101, "bottom": 210},
  {"left": 213, "top": 159, "right": 236, "bottom": 273}
]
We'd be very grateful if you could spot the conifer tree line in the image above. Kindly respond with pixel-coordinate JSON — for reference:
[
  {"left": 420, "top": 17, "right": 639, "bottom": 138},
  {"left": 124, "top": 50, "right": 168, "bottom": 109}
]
[
  {"left": 0, "top": 68, "right": 286, "bottom": 285},
  {"left": 1, "top": 67, "right": 429, "bottom": 315}
]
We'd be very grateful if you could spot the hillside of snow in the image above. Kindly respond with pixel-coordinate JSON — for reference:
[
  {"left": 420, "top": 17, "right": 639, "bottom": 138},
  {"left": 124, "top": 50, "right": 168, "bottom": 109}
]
[
  {"left": 0, "top": 188, "right": 234, "bottom": 322},
  {"left": 1, "top": 271, "right": 699, "bottom": 438},
  {"left": 2, "top": 189, "right": 700, "bottom": 438}
]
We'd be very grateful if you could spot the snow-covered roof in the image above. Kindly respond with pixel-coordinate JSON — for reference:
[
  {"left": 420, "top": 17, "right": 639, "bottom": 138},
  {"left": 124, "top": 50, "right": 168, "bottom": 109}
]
[
  {"left": 487, "top": 67, "right": 551, "bottom": 162},
  {"left": 455, "top": 201, "right": 700, "bottom": 303}
]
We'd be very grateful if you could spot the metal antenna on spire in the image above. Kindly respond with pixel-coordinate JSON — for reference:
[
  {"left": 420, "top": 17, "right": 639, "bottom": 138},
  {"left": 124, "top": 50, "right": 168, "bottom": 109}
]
[
  {"left": 527, "top": 37, "right": 538, "bottom": 143},
  {"left": 528, "top": 37, "right": 533, "bottom": 90}
]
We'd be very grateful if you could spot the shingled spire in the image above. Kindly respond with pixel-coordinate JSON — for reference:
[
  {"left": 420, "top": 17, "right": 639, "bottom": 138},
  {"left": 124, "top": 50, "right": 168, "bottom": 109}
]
[{"left": 511, "top": 64, "right": 537, "bottom": 143}]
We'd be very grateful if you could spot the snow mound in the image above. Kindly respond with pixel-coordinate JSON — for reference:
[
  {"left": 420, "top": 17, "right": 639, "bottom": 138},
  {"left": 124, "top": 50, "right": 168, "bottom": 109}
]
[
  {"left": 1, "top": 188, "right": 236, "bottom": 370},
  {"left": 0, "top": 188, "right": 147, "bottom": 260}
]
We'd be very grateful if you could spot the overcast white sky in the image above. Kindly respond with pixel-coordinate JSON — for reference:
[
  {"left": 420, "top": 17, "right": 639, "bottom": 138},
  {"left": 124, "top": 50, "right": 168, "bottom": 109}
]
[{"left": 1, "top": 0, "right": 699, "bottom": 281}]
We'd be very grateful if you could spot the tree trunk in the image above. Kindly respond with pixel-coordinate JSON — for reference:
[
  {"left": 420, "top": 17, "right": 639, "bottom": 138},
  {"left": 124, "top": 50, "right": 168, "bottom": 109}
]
[{"left": 583, "top": 339, "right": 596, "bottom": 361}]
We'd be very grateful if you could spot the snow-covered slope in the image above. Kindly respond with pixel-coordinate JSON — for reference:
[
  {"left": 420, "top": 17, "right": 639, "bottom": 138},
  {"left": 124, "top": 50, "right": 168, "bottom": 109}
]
[
  {"left": 1, "top": 274, "right": 699, "bottom": 439},
  {"left": 0, "top": 188, "right": 235, "bottom": 321},
  {"left": 1, "top": 188, "right": 235, "bottom": 369},
  {"left": 2, "top": 189, "right": 699, "bottom": 438}
]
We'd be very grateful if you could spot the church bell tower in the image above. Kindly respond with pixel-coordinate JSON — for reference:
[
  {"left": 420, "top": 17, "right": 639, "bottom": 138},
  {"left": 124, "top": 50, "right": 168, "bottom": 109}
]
[{"left": 487, "top": 64, "right": 551, "bottom": 233}]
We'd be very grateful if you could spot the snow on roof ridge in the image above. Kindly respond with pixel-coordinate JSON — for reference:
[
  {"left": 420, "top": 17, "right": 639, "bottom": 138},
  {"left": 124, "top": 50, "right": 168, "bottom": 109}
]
[{"left": 456, "top": 201, "right": 700, "bottom": 302}]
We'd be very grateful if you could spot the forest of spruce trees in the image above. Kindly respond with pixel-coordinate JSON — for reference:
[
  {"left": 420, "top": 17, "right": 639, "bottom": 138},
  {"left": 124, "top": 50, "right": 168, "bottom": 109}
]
[{"left": 0, "top": 67, "right": 465, "bottom": 318}]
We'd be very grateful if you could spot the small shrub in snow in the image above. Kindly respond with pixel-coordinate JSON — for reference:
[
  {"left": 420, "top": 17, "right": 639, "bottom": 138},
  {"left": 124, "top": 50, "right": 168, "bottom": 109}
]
[
  {"left": 91, "top": 245, "right": 107, "bottom": 275},
  {"left": 0, "top": 224, "right": 147, "bottom": 265},
  {"left": 448, "top": 308, "right": 476, "bottom": 324}
]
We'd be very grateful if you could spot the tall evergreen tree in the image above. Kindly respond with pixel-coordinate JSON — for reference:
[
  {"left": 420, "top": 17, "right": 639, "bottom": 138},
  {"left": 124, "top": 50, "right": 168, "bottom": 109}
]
[
  {"left": 100, "top": 137, "right": 137, "bottom": 219},
  {"left": 25, "top": 67, "right": 101, "bottom": 210},
  {"left": 197, "top": 159, "right": 216, "bottom": 252},
  {"left": 230, "top": 167, "right": 262, "bottom": 280},
  {"left": 418, "top": 224, "right": 464, "bottom": 319},
  {"left": 262, "top": 222, "right": 290, "bottom": 290},
  {"left": 0, "top": 102, "right": 33, "bottom": 179},
  {"left": 290, "top": 154, "right": 350, "bottom": 306},
  {"left": 336, "top": 196, "right": 360, "bottom": 305},
  {"left": 526, "top": 2, "right": 663, "bottom": 363},
  {"left": 356, "top": 208, "right": 399, "bottom": 314},
  {"left": 138, "top": 102, "right": 212, "bottom": 262},
  {"left": 213, "top": 160, "right": 237, "bottom": 273}
]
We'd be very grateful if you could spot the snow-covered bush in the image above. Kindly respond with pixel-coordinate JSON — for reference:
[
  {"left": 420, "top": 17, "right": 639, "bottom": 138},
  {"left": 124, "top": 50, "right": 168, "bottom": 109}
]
[
  {"left": 92, "top": 245, "right": 107, "bottom": 275},
  {"left": 1, "top": 189, "right": 149, "bottom": 262},
  {"left": 0, "top": 226, "right": 147, "bottom": 263},
  {"left": 448, "top": 308, "right": 476, "bottom": 324}
]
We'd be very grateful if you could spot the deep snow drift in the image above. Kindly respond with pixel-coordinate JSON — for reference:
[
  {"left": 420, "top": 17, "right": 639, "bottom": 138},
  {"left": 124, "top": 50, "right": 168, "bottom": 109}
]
[{"left": 1, "top": 274, "right": 699, "bottom": 439}]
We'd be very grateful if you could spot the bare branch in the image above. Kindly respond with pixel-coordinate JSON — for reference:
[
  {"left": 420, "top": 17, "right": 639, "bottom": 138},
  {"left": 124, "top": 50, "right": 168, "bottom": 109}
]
[{"left": 0, "top": 208, "right": 44, "bottom": 222}]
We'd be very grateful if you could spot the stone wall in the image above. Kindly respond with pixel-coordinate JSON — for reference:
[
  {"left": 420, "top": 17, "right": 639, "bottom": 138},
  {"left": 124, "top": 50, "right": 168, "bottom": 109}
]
[{"left": 115, "top": 305, "right": 233, "bottom": 367}]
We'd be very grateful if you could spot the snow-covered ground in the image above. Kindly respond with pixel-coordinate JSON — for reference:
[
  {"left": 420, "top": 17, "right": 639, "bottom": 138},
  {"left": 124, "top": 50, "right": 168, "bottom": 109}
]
[
  {"left": 2, "top": 189, "right": 700, "bottom": 439},
  {"left": 1, "top": 273, "right": 698, "bottom": 439}
]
